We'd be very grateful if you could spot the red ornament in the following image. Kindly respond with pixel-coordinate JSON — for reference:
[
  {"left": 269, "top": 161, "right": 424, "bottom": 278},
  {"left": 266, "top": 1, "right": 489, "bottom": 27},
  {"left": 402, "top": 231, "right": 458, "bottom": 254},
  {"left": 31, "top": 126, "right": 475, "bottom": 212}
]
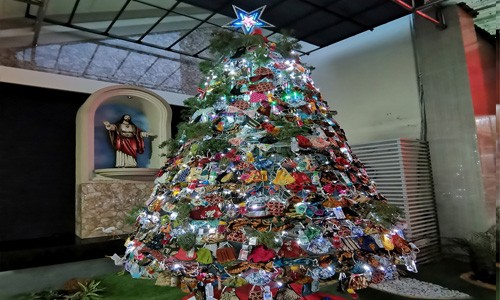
[
  {"left": 251, "top": 28, "right": 269, "bottom": 42},
  {"left": 332, "top": 234, "right": 342, "bottom": 249}
]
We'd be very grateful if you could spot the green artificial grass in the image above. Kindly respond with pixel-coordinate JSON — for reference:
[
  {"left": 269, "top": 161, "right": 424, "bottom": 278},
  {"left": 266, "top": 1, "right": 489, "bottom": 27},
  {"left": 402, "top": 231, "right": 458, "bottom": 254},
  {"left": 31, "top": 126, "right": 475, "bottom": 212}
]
[
  {"left": 8, "top": 259, "right": 498, "bottom": 300},
  {"left": 94, "top": 273, "right": 187, "bottom": 300},
  {"left": 8, "top": 273, "right": 187, "bottom": 300}
]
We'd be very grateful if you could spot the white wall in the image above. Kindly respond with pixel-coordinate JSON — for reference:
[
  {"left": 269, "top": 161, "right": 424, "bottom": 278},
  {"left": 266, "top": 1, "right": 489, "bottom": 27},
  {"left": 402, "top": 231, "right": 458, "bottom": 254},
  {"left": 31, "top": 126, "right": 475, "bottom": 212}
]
[
  {"left": 0, "top": 0, "right": 197, "bottom": 20},
  {"left": 0, "top": 1, "right": 25, "bottom": 19},
  {"left": 0, "top": 66, "right": 190, "bottom": 106},
  {"left": 303, "top": 16, "right": 421, "bottom": 145}
]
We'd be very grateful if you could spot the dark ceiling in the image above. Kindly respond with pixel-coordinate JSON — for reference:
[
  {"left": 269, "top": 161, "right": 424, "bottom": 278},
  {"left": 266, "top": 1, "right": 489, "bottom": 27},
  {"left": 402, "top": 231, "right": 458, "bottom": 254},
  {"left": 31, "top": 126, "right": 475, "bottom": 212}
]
[
  {"left": 178, "top": 0, "right": 415, "bottom": 48},
  {"left": 25, "top": 0, "right": 445, "bottom": 59}
]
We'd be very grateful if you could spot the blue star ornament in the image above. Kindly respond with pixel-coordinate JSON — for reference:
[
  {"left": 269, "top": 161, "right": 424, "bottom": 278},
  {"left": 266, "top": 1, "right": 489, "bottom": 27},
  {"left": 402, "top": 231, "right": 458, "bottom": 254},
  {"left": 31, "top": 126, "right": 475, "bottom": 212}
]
[{"left": 224, "top": 5, "right": 274, "bottom": 34}]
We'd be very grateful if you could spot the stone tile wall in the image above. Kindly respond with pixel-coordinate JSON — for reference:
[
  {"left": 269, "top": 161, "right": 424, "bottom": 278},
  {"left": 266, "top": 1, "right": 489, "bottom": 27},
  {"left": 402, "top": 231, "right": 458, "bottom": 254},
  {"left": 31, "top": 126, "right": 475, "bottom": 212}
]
[{"left": 76, "top": 180, "right": 154, "bottom": 238}]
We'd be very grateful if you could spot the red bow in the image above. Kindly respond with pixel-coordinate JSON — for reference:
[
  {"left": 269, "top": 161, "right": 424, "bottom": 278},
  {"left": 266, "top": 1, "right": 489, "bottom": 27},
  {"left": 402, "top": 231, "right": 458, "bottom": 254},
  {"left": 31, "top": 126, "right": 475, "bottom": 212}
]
[
  {"left": 197, "top": 87, "right": 207, "bottom": 99},
  {"left": 251, "top": 28, "right": 269, "bottom": 42}
]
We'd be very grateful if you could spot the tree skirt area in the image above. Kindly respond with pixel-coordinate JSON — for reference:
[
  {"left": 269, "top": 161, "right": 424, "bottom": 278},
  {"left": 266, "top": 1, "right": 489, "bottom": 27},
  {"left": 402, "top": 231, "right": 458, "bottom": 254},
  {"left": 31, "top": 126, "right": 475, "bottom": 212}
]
[{"left": 370, "top": 278, "right": 471, "bottom": 299}]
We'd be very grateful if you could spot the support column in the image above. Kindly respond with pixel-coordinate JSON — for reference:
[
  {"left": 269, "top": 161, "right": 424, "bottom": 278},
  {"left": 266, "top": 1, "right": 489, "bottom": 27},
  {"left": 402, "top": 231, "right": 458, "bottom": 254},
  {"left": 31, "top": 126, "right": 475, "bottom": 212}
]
[
  {"left": 32, "top": 0, "right": 49, "bottom": 46},
  {"left": 412, "top": 5, "right": 491, "bottom": 239}
]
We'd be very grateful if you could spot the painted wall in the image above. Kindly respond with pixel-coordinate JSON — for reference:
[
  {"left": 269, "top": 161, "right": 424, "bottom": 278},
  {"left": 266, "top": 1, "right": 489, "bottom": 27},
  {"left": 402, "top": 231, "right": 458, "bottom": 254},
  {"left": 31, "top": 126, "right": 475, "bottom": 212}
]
[
  {"left": 459, "top": 16, "right": 497, "bottom": 116},
  {"left": 302, "top": 16, "right": 421, "bottom": 145},
  {"left": 0, "top": 66, "right": 189, "bottom": 107},
  {"left": 0, "top": 1, "right": 24, "bottom": 19}
]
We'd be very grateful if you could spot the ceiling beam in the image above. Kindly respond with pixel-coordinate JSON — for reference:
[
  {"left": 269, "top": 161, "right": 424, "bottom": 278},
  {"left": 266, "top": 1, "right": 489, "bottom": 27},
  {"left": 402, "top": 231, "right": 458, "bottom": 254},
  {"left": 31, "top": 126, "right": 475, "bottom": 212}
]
[{"left": 104, "top": 0, "right": 132, "bottom": 34}]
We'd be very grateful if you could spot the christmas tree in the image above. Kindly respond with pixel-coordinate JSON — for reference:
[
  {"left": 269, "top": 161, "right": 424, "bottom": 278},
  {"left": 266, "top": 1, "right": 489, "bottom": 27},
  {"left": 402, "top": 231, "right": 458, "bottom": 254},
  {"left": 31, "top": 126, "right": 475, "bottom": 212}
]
[{"left": 123, "top": 29, "right": 419, "bottom": 299}]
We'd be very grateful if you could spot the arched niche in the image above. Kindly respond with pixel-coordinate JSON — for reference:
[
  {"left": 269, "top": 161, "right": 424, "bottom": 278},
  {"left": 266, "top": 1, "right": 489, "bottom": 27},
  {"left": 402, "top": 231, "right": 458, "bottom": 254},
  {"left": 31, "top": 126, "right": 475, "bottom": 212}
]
[{"left": 76, "top": 85, "right": 172, "bottom": 185}]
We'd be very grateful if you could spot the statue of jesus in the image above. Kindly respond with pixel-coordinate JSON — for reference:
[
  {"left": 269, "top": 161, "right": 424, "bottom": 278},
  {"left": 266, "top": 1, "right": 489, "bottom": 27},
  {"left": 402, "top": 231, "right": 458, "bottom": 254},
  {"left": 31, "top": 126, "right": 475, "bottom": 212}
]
[{"left": 103, "top": 114, "right": 155, "bottom": 168}]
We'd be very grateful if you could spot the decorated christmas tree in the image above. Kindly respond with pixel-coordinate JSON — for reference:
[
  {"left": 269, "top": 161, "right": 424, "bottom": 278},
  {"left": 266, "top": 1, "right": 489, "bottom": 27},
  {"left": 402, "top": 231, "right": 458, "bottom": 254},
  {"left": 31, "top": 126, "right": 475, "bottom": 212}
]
[{"left": 123, "top": 13, "right": 419, "bottom": 300}]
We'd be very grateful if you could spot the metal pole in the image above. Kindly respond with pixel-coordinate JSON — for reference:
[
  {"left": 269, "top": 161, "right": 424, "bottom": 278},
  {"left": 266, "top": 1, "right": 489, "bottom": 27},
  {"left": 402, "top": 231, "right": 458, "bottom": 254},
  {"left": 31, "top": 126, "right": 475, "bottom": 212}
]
[
  {"left": 391, "top": 0, "right": 444, "bottom": 27},
  {"left": 32, "top": 0, "right": 49, "bottom": 47}
]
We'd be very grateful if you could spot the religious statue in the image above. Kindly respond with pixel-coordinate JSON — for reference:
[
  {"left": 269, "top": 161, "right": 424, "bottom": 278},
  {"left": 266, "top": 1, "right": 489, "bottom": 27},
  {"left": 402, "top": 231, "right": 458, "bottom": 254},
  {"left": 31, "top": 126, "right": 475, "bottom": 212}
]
[{"left": 103, "top": 114, "right": 155, "bottom": 168}]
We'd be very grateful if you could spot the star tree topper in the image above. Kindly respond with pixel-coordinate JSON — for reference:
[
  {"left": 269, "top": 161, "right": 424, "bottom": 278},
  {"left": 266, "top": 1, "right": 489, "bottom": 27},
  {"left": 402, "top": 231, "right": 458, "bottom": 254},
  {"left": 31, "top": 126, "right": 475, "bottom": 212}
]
[{"left": 224, "top": 5, "right": 274, "bottom": 35}]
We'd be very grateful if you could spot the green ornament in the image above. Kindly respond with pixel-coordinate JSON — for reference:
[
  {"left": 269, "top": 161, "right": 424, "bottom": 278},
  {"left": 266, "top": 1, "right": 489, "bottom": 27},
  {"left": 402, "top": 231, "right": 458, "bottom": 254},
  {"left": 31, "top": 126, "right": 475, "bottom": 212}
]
[{"left": 177, "top": 232, "right": 196, "bottom": 251}]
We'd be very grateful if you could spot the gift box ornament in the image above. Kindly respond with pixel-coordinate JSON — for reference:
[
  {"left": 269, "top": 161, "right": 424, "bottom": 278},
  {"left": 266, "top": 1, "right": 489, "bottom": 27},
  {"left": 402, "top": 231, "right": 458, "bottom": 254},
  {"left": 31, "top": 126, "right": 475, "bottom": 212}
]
[
  {"left": 222, "top": 276, "right": 248, "bottom": 288},
  {"left": 205, "top": 194, "right": 224, "bottom": 205},
  {"left": 357, "top": 235, "right": 380, "bottom": 253},
  {"left": 311, "top": 265, "right": 336, "bottom": 280},
  {"left": 190, "top": 205, "right": 223, "bottom": 220},
  {"left": 174, "top": 248, "right": 197, "bottom": 261},
  {"left": 155, "top": 271, "right": 178, "bottom": 287},
  {"left": 254, "top": 156, "right": 273, "bottom": 169},
  {"left": 223, "top": 203, "right": 241, "bottom": 219},
  {"left": 265, "top": 200, "right": 286, "bottom": 216},
  {"left": 309, "top": 136, "right": 330, "bottom": 149},
  {"left": 307, "top": 236, "right": 333, "bottom": 254},
  {"left": 384, "top": 264, "right": 399, "bottom": 280},
  {"left": 204, "top": 243, "right": 219, "bottom": 256},
  {"left": 251, "top": 67, "right": 274, "bottom": 82},
  {"left": 275, "top": 287, "right": 301, "bottom": 300},
  {"left": 231, "top": 99, "right": 251, "bottom": 110},
  {"left": 216, "top": 245, "right": 237, "bottom": 263},
  {"left": 294, "top": 203, "right": 307, "bottom": 215},
  {"left": 278, "top": 240, "right": 307, "bottom": 258},
  {"left": 248, "top": 287, "right": 263, "bottom": 300},
  {"left": 245, "top": 196, "right": 270, "bottom": 218},
  {"left": 286, "top": 172, "right": 313, "bottom": 192},
  {"left": 227, "top": 229, "right": 247, "bottom": 243},
  {"left": 173, "top": 167, "right": 190, "bottom": 182},
  {"left": 245, "top": 269, "right": 273, "bottom": 286},
  {"left": 200, "top": 232, "right": 226, "bottom": 244},
  {"left": 380, "top": 234, "right": 395, "bottom": 251},
  {"left": 225, "top": 261, "right": 251, "bottom": 275},
  {"left": 331, "top": 234, "right": 343, "bottom": 249},
  {"left": 127, "top": 262, "right": 144, "bottom": 279},
  {"left": 304, "top": 226, "right": 322, "bottom": 241},
  {"left": 243, "top": 170, "right": 268, "bottom": 183},
  {"left": 281, "top": 158, "right": 298, "bottom": 171},
  {"left": 220, "top": 288, "right": 240, "bottom": 300},
  {"left": 196, "top": 247, "right": 213, "bottom": 264},
  {"left": 186, "top": 167, "right": 202, "bottom": 182},
  {"left": 249, "top": 81, "right": 275, "bottom": 93},
  {"left": 391, "top": 233, "right": 412, "bottom": 254},
  {"left": 296, "top": 135, "right": 312, "bottom": 148},
  {"left": 273, "top": 168, "right": 296, "bottom": 186},
  {"left": 250, "top": 92, "right": 268, "bottom": 103},
  {"left": 370, "top": 269, "right": 385, "bottom": 284},
  {"left": 247, "top": 245, "right": 276, "bottom": 263},
  {"left": 351, "top": 226, "right": 364, "bottom": 237},
  {"left": 340, "top": 237, "right": 361, "bottom": 251},
  {"left": 348, "top": 274, "right": 368, "bottom": 290}
]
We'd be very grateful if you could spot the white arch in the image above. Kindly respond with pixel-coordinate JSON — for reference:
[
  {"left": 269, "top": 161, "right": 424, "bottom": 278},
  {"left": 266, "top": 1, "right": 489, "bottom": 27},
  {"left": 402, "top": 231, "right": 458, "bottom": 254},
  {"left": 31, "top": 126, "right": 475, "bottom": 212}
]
[{"left": 76, "top": 85, "right": 172, "bottom": 185}]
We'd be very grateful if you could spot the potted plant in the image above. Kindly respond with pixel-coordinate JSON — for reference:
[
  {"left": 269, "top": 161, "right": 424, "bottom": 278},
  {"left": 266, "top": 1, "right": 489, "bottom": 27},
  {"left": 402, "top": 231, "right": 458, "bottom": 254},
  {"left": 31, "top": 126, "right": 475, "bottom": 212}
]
[{"left": 444, "top": 208, "right": 498, "bottom": 288}]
